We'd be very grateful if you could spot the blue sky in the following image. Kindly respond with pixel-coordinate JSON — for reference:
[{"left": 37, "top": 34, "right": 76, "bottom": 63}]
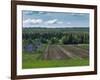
[{"left": 22, "top": 10, "right": 89, "bottom": 28}]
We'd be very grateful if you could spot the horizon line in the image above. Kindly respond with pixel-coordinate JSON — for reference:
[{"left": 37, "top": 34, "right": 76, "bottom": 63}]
[{"left": 23, "top": 27, "right": 89, "bottom": 28}]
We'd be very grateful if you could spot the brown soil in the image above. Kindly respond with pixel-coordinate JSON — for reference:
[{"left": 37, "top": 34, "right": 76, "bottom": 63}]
[{"left": 42, "top": 45, "right": 89, "bottom": 60}]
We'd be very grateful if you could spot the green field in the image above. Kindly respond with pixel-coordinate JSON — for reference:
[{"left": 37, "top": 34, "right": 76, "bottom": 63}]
[
  {"left": 22, "top": 58, "right": 89, "bottom": 69},
  {"left": 22, "top": 44, "right": 89, "bottom": 69}
]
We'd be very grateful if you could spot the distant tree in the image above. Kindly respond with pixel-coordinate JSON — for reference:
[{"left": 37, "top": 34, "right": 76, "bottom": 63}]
[
  {"left": 61, "top": 35, "right": 69, "bottom": 44},
  {"left": 50, "top": 37, "right": 59, "bottom": 44},
  {"left": 22, "top": 30, "right": 89, "bottom": 45}
]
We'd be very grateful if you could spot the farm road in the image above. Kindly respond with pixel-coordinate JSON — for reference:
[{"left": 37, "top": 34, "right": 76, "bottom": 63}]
[{"left": 42, "top": 45, "right": 89, "bottom": 60}]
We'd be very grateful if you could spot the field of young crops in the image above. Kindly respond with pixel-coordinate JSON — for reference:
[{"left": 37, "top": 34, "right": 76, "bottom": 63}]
[{"left": 22, "top": 44, "right": 89, "bottom": 69}]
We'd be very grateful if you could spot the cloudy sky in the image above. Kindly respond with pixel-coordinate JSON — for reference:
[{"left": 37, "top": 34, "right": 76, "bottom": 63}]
[{"left": 22, "top": 10, "right": 89, "bottom": 28}]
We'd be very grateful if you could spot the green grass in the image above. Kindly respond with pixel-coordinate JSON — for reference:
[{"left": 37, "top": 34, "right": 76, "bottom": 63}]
[{"left": 22, "top": 58, "right": 89, "bottom": 69}]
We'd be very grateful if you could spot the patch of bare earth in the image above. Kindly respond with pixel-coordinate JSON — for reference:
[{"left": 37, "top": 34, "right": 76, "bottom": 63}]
[
  {"left": 42, "top": 44, "right": 89, "bottom": 60},
  {"left": 62, "top": 45, "right": 89, "bottom": 59}
]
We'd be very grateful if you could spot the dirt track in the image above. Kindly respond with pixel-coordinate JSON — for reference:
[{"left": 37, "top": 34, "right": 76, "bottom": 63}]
[{"left": 42, "top": 45, "right": 89, "bottom": 60}]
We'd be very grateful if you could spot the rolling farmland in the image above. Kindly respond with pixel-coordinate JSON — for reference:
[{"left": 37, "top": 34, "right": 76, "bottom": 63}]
[{"left": 22, "top": 28, "right": 89, "bottom": 69}]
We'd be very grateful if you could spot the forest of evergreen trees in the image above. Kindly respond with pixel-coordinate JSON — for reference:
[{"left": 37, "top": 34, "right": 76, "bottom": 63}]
[{"left": 22, "top": 28, "right": 89, "bottom": 45}]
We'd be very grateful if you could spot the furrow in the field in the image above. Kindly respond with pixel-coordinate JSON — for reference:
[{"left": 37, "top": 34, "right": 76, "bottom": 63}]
[
  {"left": 49, "top": 45, "right": 64, "bottom": 60},
  {"left": 43, "top": 45, "right": 59, "bottom": 60},
  {"left": 62, "top": 45, "right": 89, "bottom": 58},
  {"left": 43, "top": 45, "right": 49, "bottom": 60},
  {"left": 45, "top": 45, "right": 54, "bottom": 60},
  {"left": 57, "top": 45, "right": 82, "bottom": 59},
  {"left": 72, "top": 46, "right": 89, "bottom": 56},
  {"left": 51, "top": 45, "right": 62, "bottom": 60},
  {"left": 53, "top": 45, "right": 69, "bottom": 59},
  {"left": 43, "top": 45, "right": 69, "bottom": 60},
  {"left": 69, "top": 45, "right": 89, "bottom": 57},
  {"left": 47, "top": 45, "right": 57, "bottom": 60}
]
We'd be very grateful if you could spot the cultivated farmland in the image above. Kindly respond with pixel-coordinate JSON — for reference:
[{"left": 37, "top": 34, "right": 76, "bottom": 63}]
[
  {"left": 22, "top": 28, "right": 89, "bottom": 69},
  {"left": 42, "top": 45, "right": 88, "bottom": 60}
]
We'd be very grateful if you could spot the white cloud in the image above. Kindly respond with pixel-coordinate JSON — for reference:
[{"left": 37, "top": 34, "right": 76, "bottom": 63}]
[
  {"left": 23, "top": 18, "right": 64, "bottom": 27},
  {"left": 45, "top": 19, "right": 58, "bottom": 24},
  {"left": 23, "top": 18, "right": 43, "bottom": 24},
  {"left": 32, "top": 19, "right": 42, "bottom": 24}
]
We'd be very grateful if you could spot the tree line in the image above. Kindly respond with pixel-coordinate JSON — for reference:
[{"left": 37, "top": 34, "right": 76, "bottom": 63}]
[{"left": 22, "top": 32, "right": 89, "bottom": 45}]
